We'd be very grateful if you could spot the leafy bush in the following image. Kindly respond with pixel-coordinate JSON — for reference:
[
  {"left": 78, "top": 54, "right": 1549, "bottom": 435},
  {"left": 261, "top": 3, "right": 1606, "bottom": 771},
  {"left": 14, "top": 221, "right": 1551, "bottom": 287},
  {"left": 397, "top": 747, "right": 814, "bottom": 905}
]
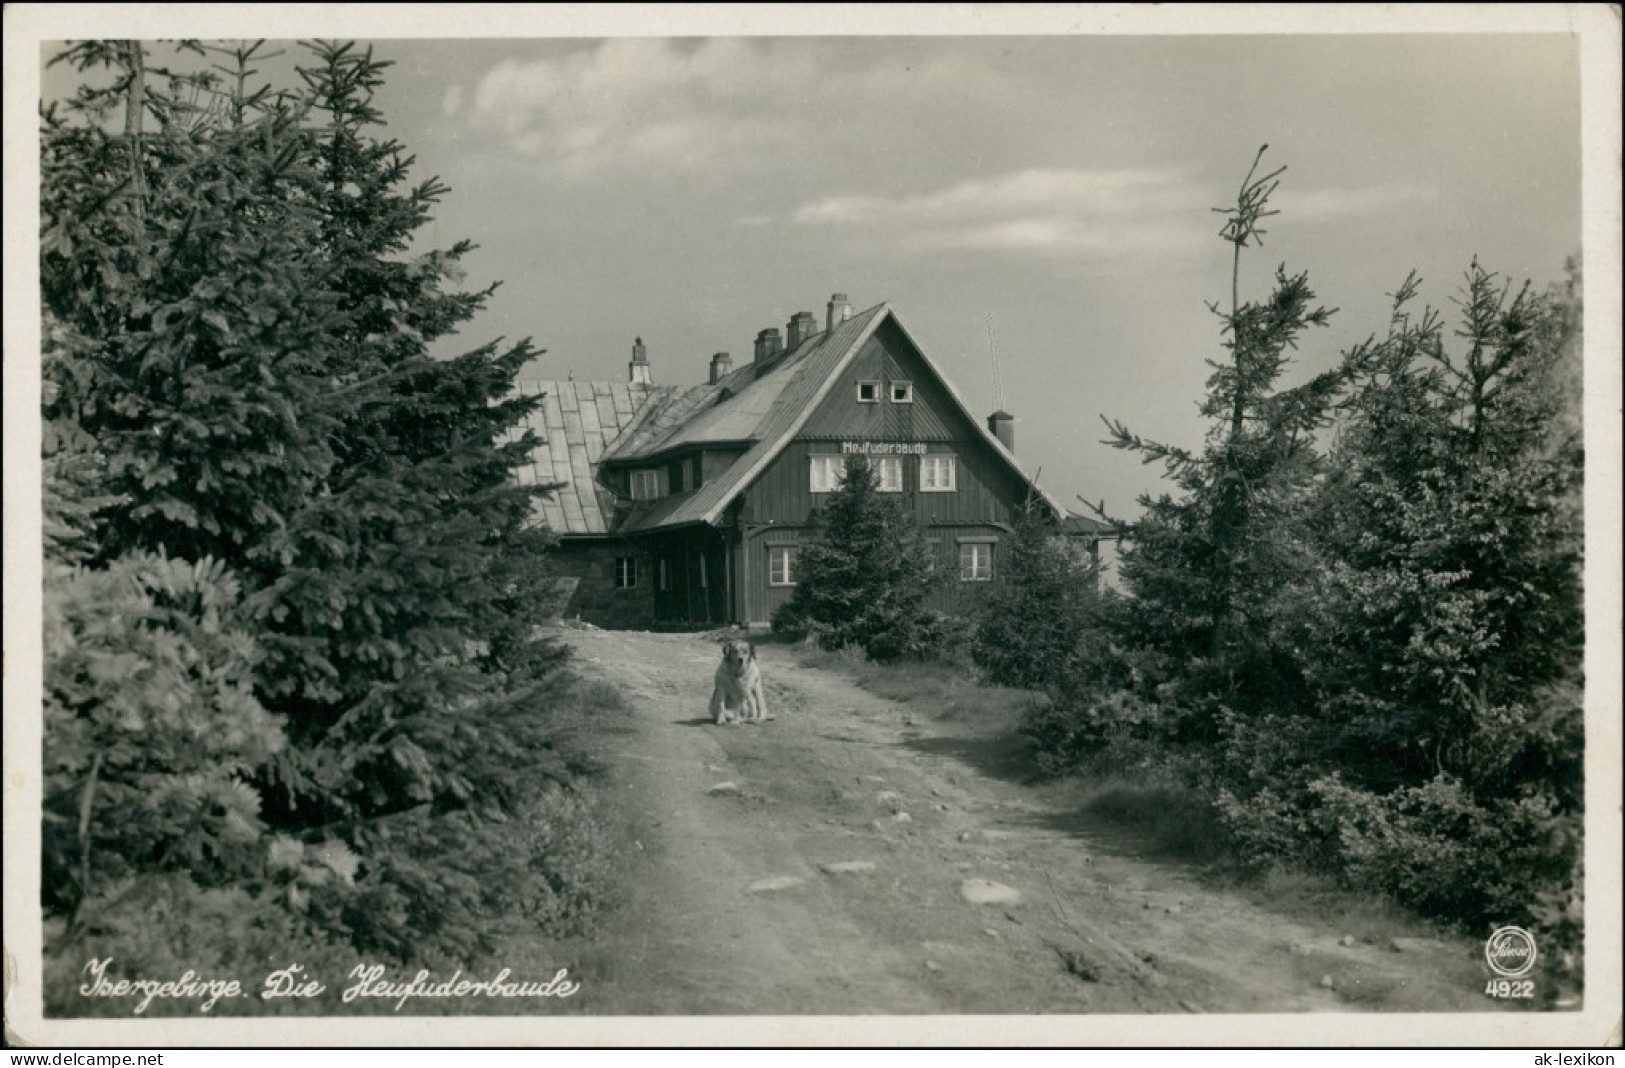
[
  {"left": 42, "top": 551, "right": 284, "bottom": 911},
  {"left": 339, "top": 781, "right": 612, "bottom": 962},
  {"left": 44, "top": 875, "right": 363, "bottom": 1017},
  {"left": 500, "top": 784, "right": 617, "bottom": 937},
  {"left": 1021, "top": 688, "right": 1165, "bottom": 777},
  {"left": 1303, "top": 773, "right": 1579, "bottom": 924}
]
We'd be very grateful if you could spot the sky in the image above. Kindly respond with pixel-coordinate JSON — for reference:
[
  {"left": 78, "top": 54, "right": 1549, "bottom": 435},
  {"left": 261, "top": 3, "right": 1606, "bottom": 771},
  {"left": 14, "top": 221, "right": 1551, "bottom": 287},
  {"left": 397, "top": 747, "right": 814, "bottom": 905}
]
[{"left": 27, "top": 10, "right": 1592, "bottom": 525}]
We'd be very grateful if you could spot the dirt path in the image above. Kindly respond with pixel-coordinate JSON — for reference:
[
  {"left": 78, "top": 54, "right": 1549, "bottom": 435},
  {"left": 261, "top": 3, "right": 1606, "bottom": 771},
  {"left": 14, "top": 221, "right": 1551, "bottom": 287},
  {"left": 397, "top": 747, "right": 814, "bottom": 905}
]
[{"left": 540, "top": 629, "right": 1506, "bottom": 1016}]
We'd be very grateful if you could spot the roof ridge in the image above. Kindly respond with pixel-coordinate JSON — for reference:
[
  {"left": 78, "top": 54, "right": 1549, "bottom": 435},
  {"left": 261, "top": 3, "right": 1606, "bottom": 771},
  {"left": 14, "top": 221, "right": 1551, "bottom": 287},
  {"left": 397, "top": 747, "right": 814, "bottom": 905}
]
[
  {"left": 881, "top": 307, "right": 1066, "bottom": 517},
  {"left": 507, "top": 299, "right": 1067, "bottom": 538},
  {"left": 617, "top": 301, "right": 891, "bottom": 531}
]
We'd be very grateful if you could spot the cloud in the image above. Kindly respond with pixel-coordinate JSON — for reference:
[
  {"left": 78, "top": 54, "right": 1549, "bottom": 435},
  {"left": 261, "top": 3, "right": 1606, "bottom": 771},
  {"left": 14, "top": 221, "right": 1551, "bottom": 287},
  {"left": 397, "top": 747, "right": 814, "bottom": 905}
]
[
  {"left": 1279, "top": 181, "right": 1436, "bottom": 220},
  {"left": 789, "top": 168, "right": 1213, "bottom": 260},
  {"left": 462, "top": 38, "right": 1005, "bottom": 177},
  {"left": 466, "top": 39, "right": 800, "bottom": 172},
  {"left": 441, "top": 85, "right": 464, "bottom": 118},
  {"left": 782, "top": 169, "right": 1440, "bottom": 261}
]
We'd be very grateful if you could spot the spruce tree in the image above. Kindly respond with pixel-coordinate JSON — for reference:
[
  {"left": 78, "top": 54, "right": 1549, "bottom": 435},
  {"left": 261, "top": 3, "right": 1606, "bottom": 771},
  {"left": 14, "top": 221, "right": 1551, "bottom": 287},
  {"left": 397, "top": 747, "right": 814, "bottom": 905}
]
[
  {"left": 41, "top": 40, "right": 338, "bottom": 923},
  {"left": 242, "top": 42, "right": 573, "bottom": 957},
  {"left": 1276, "top": 263, "right": 1585, "bottom": 937},
  {"left": 251, "top": 43, "right": 564, "bottom": 832},
  {"left": 772, "top": 455, "right": 944, "bottom": 660},
  {"left": 972, "top": 497, "right": 1100, "bottom": 689},
  {"left": 42, "top": 41, "right": 344, "bottom": 568},
  {"left": 41, "top": 40, "right": 580, "bottom": 966},
  {"left": 1101, "top": 147, "right": 1364, "bottom": 735}
]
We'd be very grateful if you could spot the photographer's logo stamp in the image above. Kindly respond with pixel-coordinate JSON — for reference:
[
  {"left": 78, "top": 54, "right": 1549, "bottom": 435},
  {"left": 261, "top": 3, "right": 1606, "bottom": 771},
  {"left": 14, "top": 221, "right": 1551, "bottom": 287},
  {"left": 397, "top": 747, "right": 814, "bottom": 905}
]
[{"left": 1484, "top": 926, "right": 1538, "bottom": 979}]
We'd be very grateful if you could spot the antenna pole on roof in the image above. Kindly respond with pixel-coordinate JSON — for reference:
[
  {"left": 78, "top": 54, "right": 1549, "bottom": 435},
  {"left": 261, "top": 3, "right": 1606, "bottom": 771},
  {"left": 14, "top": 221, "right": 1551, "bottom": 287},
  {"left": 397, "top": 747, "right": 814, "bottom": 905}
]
[{"left": 986, "top": 312, "right": 1005, "bottom": 413}]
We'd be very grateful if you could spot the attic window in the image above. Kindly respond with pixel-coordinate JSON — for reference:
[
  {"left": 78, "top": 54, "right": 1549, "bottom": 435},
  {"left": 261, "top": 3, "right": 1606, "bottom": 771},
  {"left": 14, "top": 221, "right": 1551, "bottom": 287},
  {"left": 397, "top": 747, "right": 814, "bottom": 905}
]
[
  {"left": 629, "top": 469, "right": 660, "bottom": 500},
  {"left": 890, "top": 381, "right": 914, "bottom": 403},
  {"left": 856, "top": 381, "right": 880, "bottom": 403}
]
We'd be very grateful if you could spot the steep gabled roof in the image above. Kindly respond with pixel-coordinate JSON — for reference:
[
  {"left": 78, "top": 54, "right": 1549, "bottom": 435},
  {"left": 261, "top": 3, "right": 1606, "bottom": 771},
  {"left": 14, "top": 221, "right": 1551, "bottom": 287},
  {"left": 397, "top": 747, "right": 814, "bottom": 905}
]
[
  {"left": 508, "top": 300, "right": 1066, "bottom": 537},
  {"left": 612, "top": 303, "right": 890, "bottom": 531},
  {"left": 881, "top": 309, "right": 1067, "bottom": 518},
  {"left": 500, "top": 379, "right": 667, "bottom": 535},
  {"left": 601, "top": 306, "right": 880, "bottom": 463}
]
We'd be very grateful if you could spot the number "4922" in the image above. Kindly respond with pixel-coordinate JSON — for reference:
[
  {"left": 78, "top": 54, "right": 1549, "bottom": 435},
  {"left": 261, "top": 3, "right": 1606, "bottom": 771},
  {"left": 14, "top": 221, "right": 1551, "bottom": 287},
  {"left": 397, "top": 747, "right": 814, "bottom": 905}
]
[{"left": 1486, "top": 979, "right": 1534, "bottom": 999}]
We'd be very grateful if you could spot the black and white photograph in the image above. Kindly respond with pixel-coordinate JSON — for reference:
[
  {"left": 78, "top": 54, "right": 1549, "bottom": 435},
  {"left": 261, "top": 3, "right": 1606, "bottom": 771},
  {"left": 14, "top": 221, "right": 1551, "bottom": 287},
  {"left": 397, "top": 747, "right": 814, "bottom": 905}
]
[{"left": 4, "top": 4, "right": 1620, "bottom": 1049}]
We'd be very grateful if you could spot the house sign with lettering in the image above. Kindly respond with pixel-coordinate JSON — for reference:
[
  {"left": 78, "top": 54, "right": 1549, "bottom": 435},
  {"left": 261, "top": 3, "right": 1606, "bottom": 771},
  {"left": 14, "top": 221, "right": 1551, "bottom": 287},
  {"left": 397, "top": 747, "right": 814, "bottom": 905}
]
[{"left": 840, "top": 441, "right": 929, "bottom": 455}]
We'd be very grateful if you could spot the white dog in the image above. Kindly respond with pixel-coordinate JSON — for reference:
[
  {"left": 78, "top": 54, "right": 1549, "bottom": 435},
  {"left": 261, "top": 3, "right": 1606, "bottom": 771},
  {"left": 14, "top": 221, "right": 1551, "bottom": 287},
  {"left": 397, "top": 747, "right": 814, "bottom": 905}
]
[{"left": 710, "top": 639, "right": 770, "bottom": 726}]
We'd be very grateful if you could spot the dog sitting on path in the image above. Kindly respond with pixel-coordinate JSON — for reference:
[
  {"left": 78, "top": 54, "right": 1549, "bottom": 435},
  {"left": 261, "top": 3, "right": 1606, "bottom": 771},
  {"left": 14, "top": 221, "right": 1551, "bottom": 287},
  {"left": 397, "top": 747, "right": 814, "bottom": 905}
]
[{"left": 711, "top": 639, "right": 770, "bottom": 726}]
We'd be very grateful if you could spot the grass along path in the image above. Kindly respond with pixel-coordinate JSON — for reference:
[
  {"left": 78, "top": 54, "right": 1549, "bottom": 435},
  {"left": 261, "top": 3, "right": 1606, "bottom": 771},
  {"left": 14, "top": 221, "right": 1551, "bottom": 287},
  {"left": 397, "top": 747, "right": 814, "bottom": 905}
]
[{"left": 522, "top": 628, "right": 1513, "bottom": 1017}]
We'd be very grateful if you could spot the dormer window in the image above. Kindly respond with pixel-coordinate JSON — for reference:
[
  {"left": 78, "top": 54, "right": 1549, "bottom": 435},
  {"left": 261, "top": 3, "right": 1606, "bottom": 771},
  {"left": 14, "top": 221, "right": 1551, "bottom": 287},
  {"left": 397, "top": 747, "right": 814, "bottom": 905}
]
[
  {"left": 890, "top": 381, "right": 914, "bottom": 403},
  {"left": 856, "top": 381, "right": 880, "bottom": 403},
  {"left": 629, "top": 469, "right": 660, "bottom": 500}
]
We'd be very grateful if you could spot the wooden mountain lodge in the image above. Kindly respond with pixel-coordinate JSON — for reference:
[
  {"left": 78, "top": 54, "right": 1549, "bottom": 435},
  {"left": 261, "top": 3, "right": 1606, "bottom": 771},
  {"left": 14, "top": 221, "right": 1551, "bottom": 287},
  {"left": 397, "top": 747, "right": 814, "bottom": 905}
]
[{"left": 508, "top": 293, "right": 1106, "bottom": 629}]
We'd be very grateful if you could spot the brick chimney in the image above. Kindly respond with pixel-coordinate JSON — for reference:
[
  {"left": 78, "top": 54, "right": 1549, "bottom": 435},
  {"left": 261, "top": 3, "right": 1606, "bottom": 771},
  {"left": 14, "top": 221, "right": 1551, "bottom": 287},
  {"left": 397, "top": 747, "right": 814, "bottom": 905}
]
[
  {"left": 785, "top": 311, "right": 819, "bottom": 351},
  {"left": 628, "top": 337, "right": 652, "bottom": 385},
  {"left": 825, "top": 292, "right": 851, "bottom": 334},
  {"left": 753, "top": 328, "right": 782, "bottom": 367},
  {"left": 988, "top": 410, "right": 1015, "bottom": 452},
  {"left": 709, "top": 351, "right": 733, "bottom": 384}
]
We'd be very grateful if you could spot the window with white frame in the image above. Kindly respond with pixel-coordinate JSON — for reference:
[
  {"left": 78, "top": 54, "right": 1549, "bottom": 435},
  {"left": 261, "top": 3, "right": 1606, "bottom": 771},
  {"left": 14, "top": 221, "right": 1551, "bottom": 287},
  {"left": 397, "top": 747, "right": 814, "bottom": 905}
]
[
  {"left": 959, "top": 542, "right": 993, "bottom": 582},
  {"left": 856, "top": 381, "right": 880, "bottom": 403},
  {"left": 768, "top": 546, "right": 796, "bottom": 586},
  {"left": 810, "top": 455, "right": 844, "bottom": 493},
  {"left": 629, "top": 469, "right": 660, "bottom": 500},
  {"left": 889, "top": 381, "right": 914, "bottom": 403},
  {"left": 869, "top": 455, "right": 903, "bottom": 492},
  {"left": 614, "top": 557, "right": 638, "bottom": 589},
  {"left": 658, "top": 557, "right": 671, "bottom": 591},
  {"left": 920, "top": 455, "right": 957, "bottom": 492},
  {"left": 699, "top": 554, "right": 708, "bottom": 589}
]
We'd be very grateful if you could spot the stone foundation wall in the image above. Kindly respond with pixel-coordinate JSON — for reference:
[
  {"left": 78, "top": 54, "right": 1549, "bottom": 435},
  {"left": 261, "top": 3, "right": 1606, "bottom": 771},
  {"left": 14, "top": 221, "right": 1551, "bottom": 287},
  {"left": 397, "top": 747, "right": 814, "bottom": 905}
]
[{"left": 551, "top": 540, "right": 656, "bottom": 629}]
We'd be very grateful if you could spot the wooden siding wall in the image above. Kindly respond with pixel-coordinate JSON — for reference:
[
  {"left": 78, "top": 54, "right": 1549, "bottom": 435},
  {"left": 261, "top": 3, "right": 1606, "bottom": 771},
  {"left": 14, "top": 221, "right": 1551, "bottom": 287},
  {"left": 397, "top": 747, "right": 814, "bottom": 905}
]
[
  {"left": 802, "top": 322, "right": 963, "bottom": 439},
  {"left": 740, "top": 440, "right": 1022, "bottom": 528},
  {"left": 745, "top": 527, "right": 803, "bottom": 624},
  {"left": 729, "top": 318, "right": 1039, "bottom": 625},
  {"left": 737, "top": 323, "right": 1033, "bottom": 531},
  {"left": 739, "top": 521, "right": 1011, "bottom": 624},
  {"left": 650, "top": 528, "right": 730, "bottom": 626},
  {"left": 701, "top": 448, "right": 745, "bottom": 483}
]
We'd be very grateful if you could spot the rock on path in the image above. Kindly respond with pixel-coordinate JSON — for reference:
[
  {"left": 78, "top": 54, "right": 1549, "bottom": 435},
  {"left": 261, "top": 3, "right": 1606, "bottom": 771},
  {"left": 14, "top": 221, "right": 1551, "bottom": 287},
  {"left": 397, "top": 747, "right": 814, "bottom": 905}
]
[
  {"left": 821, "top": 861, "right": 877, "bottom": 875},
  {"left": 960, "top": 879, "right": 1022, "bottom": 905}
]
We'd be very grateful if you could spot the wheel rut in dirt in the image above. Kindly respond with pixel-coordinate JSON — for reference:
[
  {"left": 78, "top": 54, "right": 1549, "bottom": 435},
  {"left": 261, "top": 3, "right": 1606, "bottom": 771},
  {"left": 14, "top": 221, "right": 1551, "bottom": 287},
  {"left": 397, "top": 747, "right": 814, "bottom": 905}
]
[{"left": 543, "top": 629, "right": 1508, "bottom": 1017}]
